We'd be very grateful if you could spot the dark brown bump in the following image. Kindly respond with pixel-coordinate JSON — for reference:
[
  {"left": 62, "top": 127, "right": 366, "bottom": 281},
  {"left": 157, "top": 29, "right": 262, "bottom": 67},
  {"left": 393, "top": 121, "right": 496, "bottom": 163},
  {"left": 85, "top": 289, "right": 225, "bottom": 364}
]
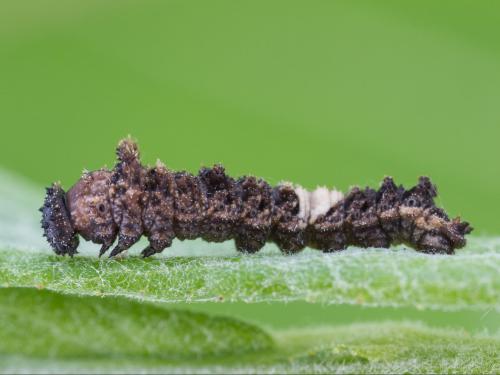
[
  {"left": 198, "top": 165, "right": 241, "bottom": 243},
  {"left": 309, "top": 203, "right": 348, "bottom": 252},
  {"left": 271, "top": 184, "right": 307, "bottom": 253},
  {"left": 172, "top": 171, "right": 206, "bottom": 240},
  {"left": 235, "top": 176, "right": 273, "bottom": 253}
]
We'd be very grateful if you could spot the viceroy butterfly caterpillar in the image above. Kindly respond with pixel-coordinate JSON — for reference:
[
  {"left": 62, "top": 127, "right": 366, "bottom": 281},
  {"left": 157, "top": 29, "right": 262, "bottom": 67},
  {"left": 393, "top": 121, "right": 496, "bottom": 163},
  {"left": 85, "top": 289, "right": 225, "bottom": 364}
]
[{"left": 41, "top": 138, "right": 472, "bottom": 257}]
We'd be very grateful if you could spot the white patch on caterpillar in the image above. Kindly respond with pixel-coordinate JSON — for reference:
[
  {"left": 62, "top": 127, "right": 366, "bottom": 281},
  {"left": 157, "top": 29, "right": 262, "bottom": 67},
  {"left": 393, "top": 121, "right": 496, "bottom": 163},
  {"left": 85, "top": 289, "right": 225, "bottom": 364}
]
[
  {"left": 309, "top": 187, "right": 330, "bottom": 223},
  {"left": 330, "top": 190, "right": 344, "bottom": 207},
  {"left": 294, "top": 186, "right": 310, "bottom": 228},
  {"left": 294, "top": 186, "right": 344, "bottom": 224}
]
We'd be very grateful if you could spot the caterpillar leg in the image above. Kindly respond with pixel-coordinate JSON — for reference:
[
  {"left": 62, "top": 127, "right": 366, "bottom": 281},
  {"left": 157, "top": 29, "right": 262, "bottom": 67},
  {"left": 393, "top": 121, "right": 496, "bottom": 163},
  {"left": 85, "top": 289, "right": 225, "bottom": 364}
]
[
  {"left": 109, "top": 233, "right": 141, "bottom": 258},
  {"left": 141, "top": 238, "right": 172, "bottom": 258},
  {"left": 108, "top": 138, "right": 146, "bottom": 257},
  {"left": 141, "top": 246, "right": 158, "bottom": 258},
  {"left": 141, "top": 163, "right": 176, "bottom": 258},
  {"left": 99, "top": 243, "right": 112, "bottom": 257}
]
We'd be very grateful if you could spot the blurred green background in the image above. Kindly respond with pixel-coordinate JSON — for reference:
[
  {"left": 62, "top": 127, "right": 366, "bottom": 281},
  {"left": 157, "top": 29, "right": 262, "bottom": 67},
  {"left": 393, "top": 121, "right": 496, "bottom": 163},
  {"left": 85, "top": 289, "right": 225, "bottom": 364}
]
[{"left": 1, "top": 0, "right": 499, "bottom": 234}]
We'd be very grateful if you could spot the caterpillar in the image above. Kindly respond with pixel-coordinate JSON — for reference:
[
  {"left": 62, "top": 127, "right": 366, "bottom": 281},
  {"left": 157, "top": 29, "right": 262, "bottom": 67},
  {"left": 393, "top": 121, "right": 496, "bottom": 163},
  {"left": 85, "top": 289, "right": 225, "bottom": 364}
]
[{"left": 41, "top": 138, "right": 472, "bottom": 257}]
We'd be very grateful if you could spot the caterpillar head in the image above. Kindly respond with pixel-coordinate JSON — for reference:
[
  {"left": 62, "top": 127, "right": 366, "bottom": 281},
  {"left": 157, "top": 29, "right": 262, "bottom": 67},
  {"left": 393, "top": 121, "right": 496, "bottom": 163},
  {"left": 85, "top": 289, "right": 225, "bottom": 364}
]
[
  {"left": 66, "top": 170, "right": 118, "bottom": 254},
  {"left": 41, "top": 170, "right": 118, "bottom": 256},
  {"left": 40, "top": 183, "right": 79, "bottom": 256}
]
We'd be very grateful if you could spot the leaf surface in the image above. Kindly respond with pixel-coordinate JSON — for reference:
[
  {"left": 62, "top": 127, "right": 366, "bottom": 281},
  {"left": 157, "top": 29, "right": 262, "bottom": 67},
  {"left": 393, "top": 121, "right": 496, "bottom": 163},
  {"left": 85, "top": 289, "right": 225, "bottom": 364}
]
[{"left": 1, "top": 237, "right": 499, "bottom": 311}]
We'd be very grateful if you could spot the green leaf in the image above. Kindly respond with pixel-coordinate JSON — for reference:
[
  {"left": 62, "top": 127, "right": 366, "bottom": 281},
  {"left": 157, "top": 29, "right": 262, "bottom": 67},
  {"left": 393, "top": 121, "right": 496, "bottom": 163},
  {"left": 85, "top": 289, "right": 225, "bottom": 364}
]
[
  {"left": 0, "top": 287, "right": 273, "bottom": 360},
  {"left": 1, "top": 289, "right": 499, "bottom": 375},
  {"left": 1, "top": 237, "right": 499, "bottom": 311},
  {"left": 282, "top": 323, "right": 500, "bottom": 374}
]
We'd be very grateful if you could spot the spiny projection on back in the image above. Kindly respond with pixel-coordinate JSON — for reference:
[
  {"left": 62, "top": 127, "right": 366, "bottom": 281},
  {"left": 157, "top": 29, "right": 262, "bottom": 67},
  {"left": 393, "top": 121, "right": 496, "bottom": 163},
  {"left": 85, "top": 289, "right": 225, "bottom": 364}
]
[{"left": 40, "top": 138, "right": 472, "bottom": 257}]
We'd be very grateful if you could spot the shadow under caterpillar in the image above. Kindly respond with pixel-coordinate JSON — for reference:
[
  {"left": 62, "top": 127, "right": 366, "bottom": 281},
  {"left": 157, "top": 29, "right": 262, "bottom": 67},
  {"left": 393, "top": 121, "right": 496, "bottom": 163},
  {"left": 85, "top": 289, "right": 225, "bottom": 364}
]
[{"left": 41, "top": 138, "right": 472, "bottom": 257}]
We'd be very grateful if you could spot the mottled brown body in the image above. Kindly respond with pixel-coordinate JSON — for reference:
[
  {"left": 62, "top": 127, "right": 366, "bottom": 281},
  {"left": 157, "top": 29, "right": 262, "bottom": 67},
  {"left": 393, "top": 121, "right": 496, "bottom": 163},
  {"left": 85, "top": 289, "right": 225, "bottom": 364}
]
[{"left": 41, "top": 138, "right": 472, "bottom": 257}]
